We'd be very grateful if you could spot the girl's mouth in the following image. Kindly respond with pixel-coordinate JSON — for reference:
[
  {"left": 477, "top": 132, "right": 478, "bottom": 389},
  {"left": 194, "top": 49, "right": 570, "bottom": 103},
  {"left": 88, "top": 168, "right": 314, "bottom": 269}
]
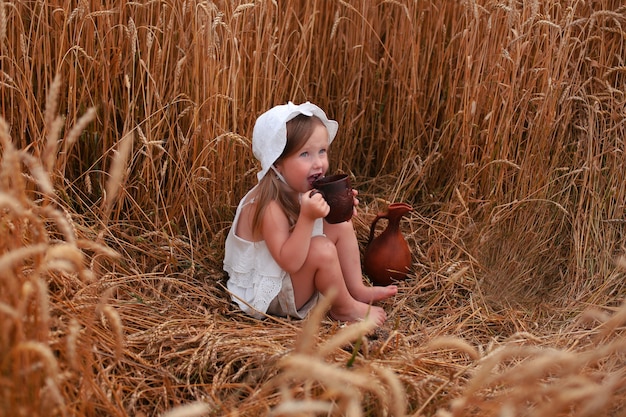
[{"left": 308, "top": 173, "right": 323, "bottom": 187}]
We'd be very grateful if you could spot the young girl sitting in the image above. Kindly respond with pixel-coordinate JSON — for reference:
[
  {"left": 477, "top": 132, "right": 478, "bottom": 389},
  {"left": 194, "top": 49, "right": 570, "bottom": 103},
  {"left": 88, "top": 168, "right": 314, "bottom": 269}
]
[{"left": 223, "top": 102, "right": 397, "bottom": 325}]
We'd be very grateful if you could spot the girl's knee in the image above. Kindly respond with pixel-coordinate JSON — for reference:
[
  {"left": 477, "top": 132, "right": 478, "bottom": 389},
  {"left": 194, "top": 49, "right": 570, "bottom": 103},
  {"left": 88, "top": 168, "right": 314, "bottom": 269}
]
[
  {"left": 308, "top": 236, "right": 338, "bottom": 263},
  {"left": 323, "top": 219, "right": 355, "bottom": 244}
]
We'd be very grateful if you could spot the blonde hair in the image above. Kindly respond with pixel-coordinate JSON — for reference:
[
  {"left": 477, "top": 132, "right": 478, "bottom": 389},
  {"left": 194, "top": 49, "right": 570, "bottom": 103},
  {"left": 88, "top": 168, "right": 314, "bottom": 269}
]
[{"left": 251, "top": 114, "right": 326, "bottom": 236}]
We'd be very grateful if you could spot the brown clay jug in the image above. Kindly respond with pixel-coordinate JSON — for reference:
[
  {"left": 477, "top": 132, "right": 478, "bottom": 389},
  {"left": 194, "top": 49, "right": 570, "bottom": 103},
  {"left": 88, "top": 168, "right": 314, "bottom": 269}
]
[
  {"left": 363, "top": 203, "right": 413, "bottom": 286},
  {"left": 311, "top": 174, "right": 354, "bottom": 224}
]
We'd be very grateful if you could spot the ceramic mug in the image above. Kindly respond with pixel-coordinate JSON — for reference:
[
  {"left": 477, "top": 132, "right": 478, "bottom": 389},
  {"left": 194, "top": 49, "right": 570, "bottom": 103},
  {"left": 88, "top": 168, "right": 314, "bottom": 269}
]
[{"left": 311, "top": 174, "right": 354, "bottom": 224}]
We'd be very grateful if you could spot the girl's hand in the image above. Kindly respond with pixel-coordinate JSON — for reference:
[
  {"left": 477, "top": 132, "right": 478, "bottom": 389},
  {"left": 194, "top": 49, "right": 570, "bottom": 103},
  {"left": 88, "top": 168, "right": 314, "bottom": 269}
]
[
  {"left": 301, "top": 190, "right": 330, "bottom": 220},
  {"left": 352, "top": 189, "right": 360, "bottom": 217}
]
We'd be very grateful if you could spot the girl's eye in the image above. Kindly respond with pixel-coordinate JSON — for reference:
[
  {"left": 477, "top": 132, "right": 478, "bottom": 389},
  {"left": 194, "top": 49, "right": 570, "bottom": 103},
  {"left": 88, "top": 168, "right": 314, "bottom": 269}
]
[
  {"left": 319, "top": 149, "right": 327, "bottom": 155},
  {"left": 299, "top": 151, "right": 309, "bottom": 158}
]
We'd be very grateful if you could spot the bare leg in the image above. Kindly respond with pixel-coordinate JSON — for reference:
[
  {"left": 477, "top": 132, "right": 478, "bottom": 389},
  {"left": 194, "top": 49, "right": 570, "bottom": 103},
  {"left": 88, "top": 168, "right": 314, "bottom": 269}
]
[
  {"left": 323, "top": 220, "right": 398, "bottom": 302},
  {"left": 289, "top": 236, "right": 387, "bottom": 325}
]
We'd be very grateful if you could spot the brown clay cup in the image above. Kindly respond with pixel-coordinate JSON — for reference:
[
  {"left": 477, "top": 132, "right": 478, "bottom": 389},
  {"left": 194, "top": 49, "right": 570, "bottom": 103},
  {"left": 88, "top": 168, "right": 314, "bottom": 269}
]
[{"left": 311, "top": 174, "right": 354, "bottom": 224}]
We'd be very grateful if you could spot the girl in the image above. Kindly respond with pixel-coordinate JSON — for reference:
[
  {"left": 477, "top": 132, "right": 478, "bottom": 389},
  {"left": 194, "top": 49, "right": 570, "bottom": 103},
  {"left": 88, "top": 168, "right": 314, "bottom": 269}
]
[{"left": 223, "top": 102, "right": 397, "bottom": 325}]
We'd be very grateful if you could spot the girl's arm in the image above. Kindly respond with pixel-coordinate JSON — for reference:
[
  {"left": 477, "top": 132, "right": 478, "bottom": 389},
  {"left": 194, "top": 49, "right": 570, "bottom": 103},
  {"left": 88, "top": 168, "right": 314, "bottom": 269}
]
[{"left": 262, "top": 192, "right": 329, "bottom": 274}]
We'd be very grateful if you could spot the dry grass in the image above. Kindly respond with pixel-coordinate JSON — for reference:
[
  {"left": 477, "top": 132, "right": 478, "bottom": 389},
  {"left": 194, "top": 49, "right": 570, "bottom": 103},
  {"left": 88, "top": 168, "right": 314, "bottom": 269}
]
[{"left": 2, "top": 0, "right": 626, "bottom": 416}]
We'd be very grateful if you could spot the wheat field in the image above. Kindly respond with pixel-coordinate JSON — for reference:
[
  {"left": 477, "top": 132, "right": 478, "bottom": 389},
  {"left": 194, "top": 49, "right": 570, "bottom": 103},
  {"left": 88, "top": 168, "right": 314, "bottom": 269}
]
[{"left": 1, "top": 0, "right": 626, "bottom": 416}]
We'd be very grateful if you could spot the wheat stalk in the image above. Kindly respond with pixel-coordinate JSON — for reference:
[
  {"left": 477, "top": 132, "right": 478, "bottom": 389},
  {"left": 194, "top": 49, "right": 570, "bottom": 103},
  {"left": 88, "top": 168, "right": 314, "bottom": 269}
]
[{"left": 102, "top": 131, "right": 133, "bottom": 222}]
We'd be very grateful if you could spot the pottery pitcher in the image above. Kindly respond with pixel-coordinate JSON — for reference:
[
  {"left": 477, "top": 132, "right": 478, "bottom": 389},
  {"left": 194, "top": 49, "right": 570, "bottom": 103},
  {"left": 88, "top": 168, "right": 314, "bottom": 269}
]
[{"left": 363, "top": 202, "right": 413, "bottom": 286}]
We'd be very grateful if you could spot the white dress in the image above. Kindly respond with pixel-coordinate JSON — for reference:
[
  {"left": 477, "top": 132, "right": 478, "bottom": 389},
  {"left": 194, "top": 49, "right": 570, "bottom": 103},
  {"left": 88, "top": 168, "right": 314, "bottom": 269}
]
[{"left": 224, "top": 186, "right": 323, "bottom": 319}]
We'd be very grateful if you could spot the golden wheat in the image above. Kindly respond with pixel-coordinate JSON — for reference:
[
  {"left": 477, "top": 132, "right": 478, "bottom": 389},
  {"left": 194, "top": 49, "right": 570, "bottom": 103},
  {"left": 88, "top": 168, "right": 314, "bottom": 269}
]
[{"left": 1, "top": 0, "right": 626, "bottom": 416}]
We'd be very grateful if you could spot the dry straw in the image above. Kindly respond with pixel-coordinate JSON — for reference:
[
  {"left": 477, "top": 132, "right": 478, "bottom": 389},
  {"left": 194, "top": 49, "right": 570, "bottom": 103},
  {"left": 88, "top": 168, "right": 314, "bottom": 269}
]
[
  {"left": 270, "top": 298, "right": 408, "bottom": 416},
  {"left": 162, "top": 402, "right": 212, "bottom": 417}
]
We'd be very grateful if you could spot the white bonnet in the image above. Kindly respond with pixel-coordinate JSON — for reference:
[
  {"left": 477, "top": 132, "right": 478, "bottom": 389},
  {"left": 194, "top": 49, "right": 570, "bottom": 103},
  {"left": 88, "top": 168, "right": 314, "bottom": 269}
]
[{"left": 252, "top": 101, "right": 338, "bottom": 182}]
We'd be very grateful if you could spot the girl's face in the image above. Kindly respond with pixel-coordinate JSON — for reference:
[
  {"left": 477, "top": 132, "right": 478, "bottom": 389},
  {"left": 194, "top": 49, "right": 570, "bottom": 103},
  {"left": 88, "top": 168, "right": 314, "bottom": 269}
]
[{"left": 275, "top": 123, "right": 329, "bottom": 193}]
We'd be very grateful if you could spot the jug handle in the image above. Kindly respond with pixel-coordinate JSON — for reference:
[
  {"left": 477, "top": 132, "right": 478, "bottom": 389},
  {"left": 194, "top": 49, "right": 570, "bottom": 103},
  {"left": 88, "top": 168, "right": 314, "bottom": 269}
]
[{"left": 367, "top": 212, "right": 388, "bottom": 244}]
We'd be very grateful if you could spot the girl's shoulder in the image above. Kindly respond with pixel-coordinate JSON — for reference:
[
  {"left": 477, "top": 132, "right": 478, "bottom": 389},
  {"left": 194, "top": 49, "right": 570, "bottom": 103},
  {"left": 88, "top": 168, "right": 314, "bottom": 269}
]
[
  {"left": 237, "top": 198, "right": 288, "bottom": 242},
  {"left": 264, "top": 199, "right": 288, "bottom": 219},
  {"left": 262, "top": 199, "right": 291, "bottom": 230}
]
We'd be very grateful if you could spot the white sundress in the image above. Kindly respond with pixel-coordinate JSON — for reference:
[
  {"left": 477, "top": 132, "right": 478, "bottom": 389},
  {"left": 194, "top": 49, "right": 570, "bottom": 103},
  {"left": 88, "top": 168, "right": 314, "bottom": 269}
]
[{"left": 223, "top": 186, "right": 323, "bottom": 319}]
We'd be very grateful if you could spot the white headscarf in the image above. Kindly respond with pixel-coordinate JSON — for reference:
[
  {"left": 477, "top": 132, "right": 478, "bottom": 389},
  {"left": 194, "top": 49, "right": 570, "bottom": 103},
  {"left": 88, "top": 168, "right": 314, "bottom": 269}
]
[{"left": 252, "top": 101, "right": 338, "bottom": 182}]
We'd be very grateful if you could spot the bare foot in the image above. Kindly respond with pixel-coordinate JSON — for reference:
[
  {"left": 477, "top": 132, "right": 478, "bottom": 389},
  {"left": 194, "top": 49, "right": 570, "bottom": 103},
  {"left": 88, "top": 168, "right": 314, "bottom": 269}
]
[
  {"left": 351, "top": 284, "right": 398, "bottom": 304},
  {"left": 329, "top": 301, "right": 387, "bottom": 326}
]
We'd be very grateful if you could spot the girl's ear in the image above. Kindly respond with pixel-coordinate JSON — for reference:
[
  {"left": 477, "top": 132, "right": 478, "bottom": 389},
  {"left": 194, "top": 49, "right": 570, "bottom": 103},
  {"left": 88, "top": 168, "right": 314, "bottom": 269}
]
[{"left": 271, "top": 164, "right": 288, "bottom": 184}]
